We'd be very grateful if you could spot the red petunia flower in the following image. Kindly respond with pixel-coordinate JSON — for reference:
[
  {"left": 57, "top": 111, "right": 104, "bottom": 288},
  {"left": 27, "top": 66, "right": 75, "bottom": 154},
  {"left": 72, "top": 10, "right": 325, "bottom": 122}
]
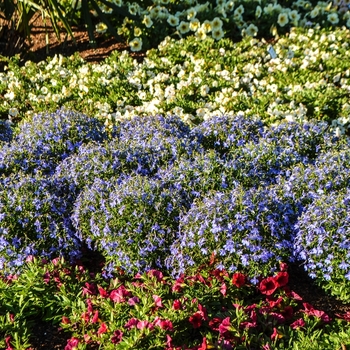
[
  {"left": 218, "top": 317, "right": 231, "bottom": 337},
  {"left": 274, "top": 272, "right": 289, "bottom": 288},
  {"left": 220, "top": 282, "right": 227, "bottom": 296},
  {"left": 109, "top": 285, "right": 131, "bottom": 303},
  {"left": 173, "top": 299, "right": 182, "bottom": 310},
  {"left": 232, "top": 272, "right": 246, "bottom": 288},
  {"left": 98, "top": 286, "right": 108, "bottom": 298},
  {"left": 189, "top": 311, "right": 203, "bottom": 328},
  {"left": 97, "top": 322, "right": 108, "bottom": 335},
  {"left": 153, "top": 317, "right": 174, "bottom": 331},
  {"left": 111, "top": 330, "right": 123, "bottom": 344},
  {"left": 290, "top": 318, "right": 305, "bottom": 329},
  {"left": 64, "top": 337, "right": 79, "bottom": 350},
  {"left": 259, "top": 277, "right": 278, "bottom": 295},
  {"left": 153, "top": 294, "right": 163, "bottom": 308}
]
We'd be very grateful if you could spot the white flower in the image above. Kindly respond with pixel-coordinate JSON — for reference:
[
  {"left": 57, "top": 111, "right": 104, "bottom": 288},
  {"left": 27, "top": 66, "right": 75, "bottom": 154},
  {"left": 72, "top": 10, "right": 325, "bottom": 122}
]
[
  {"left": 211, "top": 17, "right": 223, "bottom": 29},
  {"left": 310, "top": 7, "right": 320, "bottom": 18},
  {"left": 187, "top": 8, "right": 197, "bottom": 20},
  {"left": 134, "top": 27, "right": 142, "bottom": 37},
  {"left": 189, "top": 18, "right": 200, "bottom": 31},
  {"left": 177, "top": 21, "right": 190, "bottom": 34},
  {"left": 201, "top": 20, "right": 212, "bottom": 33},
  {"left": 245, "top": 23, "right": 258, "bottom": 37},
  {"left": 167, "top": 15, "right": 179, "bottom": 27},
  {"left": 255, "top": 5, "right": 262, "bottom": 18},
  {"left": 4, "top": 91, "right": 15, "bottom": 100},
  {"left": 289, "top": 10, "right": 300, "bottom": 23},
  {"left": 212, "top": 27, "right": 224, "bottom": 40},
  {"left": 234, "top": 4, "right": 244, "bottom": 16},
  {"left": 196, "top": 27, "right": 207, "bottom": 40},
  {"left": 96, "top": 22, "right": 108, "bottom": 34},
  {"left": 277, "top": 12, "right": 289, "bottom": 27},
  {"left": 327, "top": 13, "right": 339, "bottom": 24},
  {"left": 129, "top": 37, "right": 143, "bottom": 52},
  {"left": 200, "top": 85, "right": 210, "bottom": 97},
  {"left": 8, "top": 107, "right": 18, "bottom": 117},
  {"left": 142, "top": 15, "right": 153, "bottom": 28},
  {"left": 112, "top": 0, "right": 123, "bottom": 6}
]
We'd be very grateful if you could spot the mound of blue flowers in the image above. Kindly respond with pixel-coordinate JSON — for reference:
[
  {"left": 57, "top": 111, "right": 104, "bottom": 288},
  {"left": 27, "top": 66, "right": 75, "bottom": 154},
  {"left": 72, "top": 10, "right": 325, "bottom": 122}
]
[{"left": 1, "top": 109, "right": 350, "bottom": 301}]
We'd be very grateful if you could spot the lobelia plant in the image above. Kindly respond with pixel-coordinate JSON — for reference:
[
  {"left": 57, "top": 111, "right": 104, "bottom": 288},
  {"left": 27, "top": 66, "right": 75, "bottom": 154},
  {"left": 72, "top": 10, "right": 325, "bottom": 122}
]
[
  {"left": 0, "top": 108, "right": 108, "bottom": 177},
  {"left": 294, "top": 188, "right": 350, "bottom": 302},
  {"left": 72, "top": 174, "right": 186, "bottom": 277},
  {"left": 166, "top": 184, "right": 298, "bottom": 279}
]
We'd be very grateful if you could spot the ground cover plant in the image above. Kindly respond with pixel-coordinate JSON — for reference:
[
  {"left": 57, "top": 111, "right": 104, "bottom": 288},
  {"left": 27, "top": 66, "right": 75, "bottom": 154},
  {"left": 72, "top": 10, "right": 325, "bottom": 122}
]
[
  {"left": 1, "top": 110, "right": 350, "bottom": 348},
  {"left": 1, "top": 25, "right": 350, "bottom": 137}
]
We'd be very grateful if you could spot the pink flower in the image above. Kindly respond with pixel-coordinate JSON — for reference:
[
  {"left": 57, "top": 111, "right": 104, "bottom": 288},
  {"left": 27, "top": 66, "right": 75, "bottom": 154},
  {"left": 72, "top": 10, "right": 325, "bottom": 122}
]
[
  {"left": 209, "top": 317, "right": 223, "bottom": 331},
  {"left": 5, "top": 336, "right": 13, "bottom": 350},
  {"left": 173, "top": 299, "right": 182, "bottom": 310},
  {"left": 220, "top": 282, "right": 227, "bottom": 296},
  {"left": 279, "top": 262, "right": 288, "bottom": 271},
  {"left": 147, "top": 269, "right": 164, "bottom": 281},
  {"left": 128, "top": 296, "right": 140, "bottom": 306},
  {"left": 26, "top": 255, "right": 34, "bottom": 263},
  {"left": 218, "top": 317, "right": 231, "bottom": 335},
  {"left": 270, "top": 327, "right": 283, "bottom": 341},
  {"left": 64, "top": 337, "right": 79, "bottom": 350},
  {"left": 137, "top": 320, "right": 153, "bottom": 330},
  {"left": 290, "top": 318, "right": 305, "bottom": 329},
  {"left": 109, "top": 285, "right": 131, "bottom": 303},
  {"left": 97, "top": 322, "right": 108, "bottom": 335},
  {"left": 198, "top": 303, "right": 208, "bottom": 321},
  {"left": 111, "top": 330, "right": 123, "bottom": 344},
  {"left": 189, "top": 312, "right": 203, "bottom": 328},
  {"left": 259, "top": 277, "right": 278, "bottom": 295},
  {"left": 153, "top": 317, "right": 174, "bottom": 331},
  {"left": 124, "top": 318, "right": 139, "bottom": 330},
  {"left": 153, "top": 294, "right": 163, "bottom": 308},
  {"left": 82, "top": 282, "right": 97, "bottom": 296},
  {"left": 91, "top": 310, "right": 99, "bottom": 323},
  {"left": 43, "top": 272, "right": 50, "bottom": 284},
  {"left": 302, "top": 303, "right": 331, "bottom": 323}
]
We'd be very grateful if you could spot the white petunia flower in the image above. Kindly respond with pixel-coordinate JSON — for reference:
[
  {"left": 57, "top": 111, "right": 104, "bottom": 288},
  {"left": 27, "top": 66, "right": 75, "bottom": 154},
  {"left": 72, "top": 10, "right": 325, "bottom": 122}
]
[
  {"left": 212, "top": 27, "right": 224, "bottom": 40},
  {"left": 189, "top": 18, "right": 200, "bottom": 31},
  {"left": 96, "top": 22, "right": 108, "bottom": 34},
  {"left": 327, "top": 13, "right": 339, "bottom": 24},
  {"left": 277, "top": 12, "right": 289, "bottom": 27},
  {"left": 167, "top": 15, "right": 179, "bottom": 27},
  {"left": 143, "top": 15, "right": 153, "bottom": 28},
  {"left": 129, "top": 37, "right": 143, "bottom": 52},
  {"left": 211, "top": 17, "right": 223, "bottom": 29},
  {"left": 245, "top": 23, "right": 258, "bottom": 37},
  {"left": 177, "top": 21, "right": 190, "bottom": 34}
]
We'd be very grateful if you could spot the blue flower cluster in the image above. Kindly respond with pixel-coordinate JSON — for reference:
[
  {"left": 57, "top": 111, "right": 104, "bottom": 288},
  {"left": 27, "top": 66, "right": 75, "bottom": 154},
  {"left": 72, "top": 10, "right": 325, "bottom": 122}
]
[
  {"left": 1, "top": 109, "right": 350, "bottom": 297},
  {"left": 0, "top": 108, "right": 107, "bottom": 176},
  {"left": 0, "top": 120, "right": 13, "bottom": 143}
]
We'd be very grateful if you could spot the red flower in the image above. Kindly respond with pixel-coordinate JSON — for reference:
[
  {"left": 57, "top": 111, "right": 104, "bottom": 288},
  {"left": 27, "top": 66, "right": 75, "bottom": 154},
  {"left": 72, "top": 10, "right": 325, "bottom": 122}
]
[
  {"left": 91, "top": 310, "right": 99, "bottom": 323},
  {"left": 5, "top": 336, "right": 13, "bottom": 350},
  {"left": 153, "top": 317, "right": 174, "bottom": 331},
  {"left": 209, "top": 317, "right": 223, "bottom": 331},
  {"left": 128, "top": 296, "right": 140, "bottom": 306},
  {"left": 111, "top": 330, "right": 123, "bottom": 344},
  {"left": 189, "top": 312, "right": 203, "bottom": 328},
  {"left": 109, "top": 285, "right": 131, "bottom": 303},
  {"left": 61, "top": 316, "right": 70, "bottom": 325},
  {"left": 218, "top": 317, "right": 231, "bottom": 337},
  {"left": 274, "top": 272, "right": 289, "bottom": 287},
  {"left": 82, "top": 282, "right": 97, "bottom": 296},
  {"left": 270, "top": 327, "right": 283, "bottom": 341},
  {"left": 64, "top": 337, "right": 79, "bottom": 350},
  {"left": 282, "top": 306, "right": 294, "bottom": 319},
  {"left": 302, "top": 303, "right": 331, "bottom": 322},
  {"left": 153, "top": 294, "right": 163, "bottom": 308},
  {"left": 279, "top": 262, "right": 288, "bottom": 271},
  {"left": 198, "top": 303, "right": 208, "bottom": 321},
  {"left": 290, "top": 318, "right": 305, "bottom": 329},
  {"left": 232, "top": 273, "right": 246, "bottom": 288},
  {"left": 97, "top": 322, "right": 108, "bottom": 335},
  {"left": 147, "top": 269, "right": 164, "bottom": 282},
  {"left": 198, "top": 337, "right": 207, "bottom": 350},
  {"left": 98, "top": 286, "right": 108, "bottom": 298},
  {"left": 259, "top": 277, "right": 278, "bottom": 295},
  {"left": 173, "top": 299, "right": 182, "bottom": 310}
]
